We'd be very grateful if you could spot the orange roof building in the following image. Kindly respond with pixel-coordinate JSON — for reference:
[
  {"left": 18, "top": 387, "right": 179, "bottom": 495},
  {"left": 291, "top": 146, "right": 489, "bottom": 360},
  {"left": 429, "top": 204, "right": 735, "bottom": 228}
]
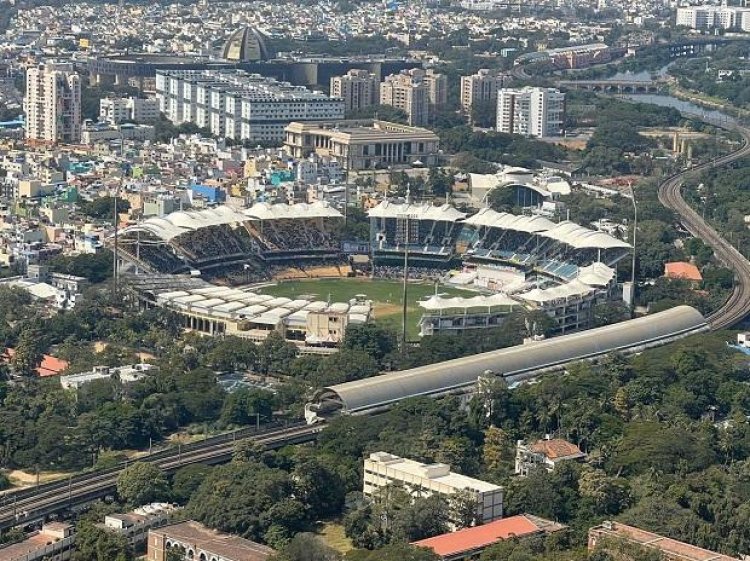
[
  {"left": 412, "top": 515, "right": 565, "bottom": 561},
  {"left": 2, "top": 348, "right": 69, "bottom": 377},
  {"left": 664, "top": 262, "right": 703, "bottom": 283},
  {"left": 515, "top": 438, "right": 586, "bottom": 476},
  {"left": 589, "top": 521, "right": 742, "bottom": 561}
]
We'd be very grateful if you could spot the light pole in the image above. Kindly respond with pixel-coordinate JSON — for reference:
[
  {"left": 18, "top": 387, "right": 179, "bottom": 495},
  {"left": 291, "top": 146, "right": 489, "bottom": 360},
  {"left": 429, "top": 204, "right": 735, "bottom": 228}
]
[
  {"left": 629, "top": 184, "right": 637, "bottom": 317},
  {"left": 402, "top": 212, "right": 410, "bottom": 353}
]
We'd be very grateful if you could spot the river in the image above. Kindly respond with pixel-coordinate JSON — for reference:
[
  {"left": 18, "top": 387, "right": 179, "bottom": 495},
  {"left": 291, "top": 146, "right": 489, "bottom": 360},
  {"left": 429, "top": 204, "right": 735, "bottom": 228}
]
[{"left": 620, "top": 94, "right": 736, "bottom": 125}]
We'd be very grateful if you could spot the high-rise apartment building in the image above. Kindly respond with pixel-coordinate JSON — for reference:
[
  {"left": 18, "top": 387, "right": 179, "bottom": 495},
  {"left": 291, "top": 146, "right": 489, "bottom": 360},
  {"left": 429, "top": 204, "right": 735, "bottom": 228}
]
[
  {"left": 24, "top": 62, "right": 82, "bottom": 143},
  {"left": 496, "top": 87, "right": 565, "bottom": 138},
  {"left": 330, "top": 69, "right": 379, "bottom": 113},
  {"left": 380, "top": 71, "right": 430, "bottom": 126},
  {"left": 417, "top": 68, "right": 448, "bottom": 110},
  {"left": 460, "top": 69, "right": 511, "bottom": 113}
]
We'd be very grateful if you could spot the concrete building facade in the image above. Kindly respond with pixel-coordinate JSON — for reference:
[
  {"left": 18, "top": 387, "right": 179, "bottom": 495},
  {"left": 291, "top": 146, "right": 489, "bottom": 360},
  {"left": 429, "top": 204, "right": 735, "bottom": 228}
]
[
  {"left": 497, "top": 87, "right": 565, "bottom": 138},
  {"left": 284, "top": 119, "right": 440, "bottom": 170},
  {"left": 380, "top": 71, "right": 430, "bottom": 126},
  {"left": 100, "top": 96, "right": 160, "bottom": 124},
  {"left": 330, "top": 69, "right": 379, "bottom": 113},
  {"left": 676, "top": 5, "right": 750, "bottom": 31},
  {"left": 24, "top": 62, "right": 81, "bottom": 143},
  {"left": 155, "top": 70, "right": 345, "bottom": 143},
  {"left": 460, "top": 69, "right": 511, "bottom": 113},
  {"left": 363, "top": 451, "right": 504, "bottom": 526}
]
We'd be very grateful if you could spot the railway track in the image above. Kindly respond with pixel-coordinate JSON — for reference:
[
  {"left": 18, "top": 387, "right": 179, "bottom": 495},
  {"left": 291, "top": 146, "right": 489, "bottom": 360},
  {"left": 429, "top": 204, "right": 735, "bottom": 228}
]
[
  {"left": 657, "top": 124, "right": 750, "bottom": 330},
  {"left": 0, "top": 424, "right": 321, "bottom": 532}
]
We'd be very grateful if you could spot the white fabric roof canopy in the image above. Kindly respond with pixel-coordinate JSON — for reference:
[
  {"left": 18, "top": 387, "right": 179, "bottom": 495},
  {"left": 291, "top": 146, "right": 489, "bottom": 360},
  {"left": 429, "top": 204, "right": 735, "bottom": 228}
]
[
  {"left": 539, "top": 221, "right": 631, "bottom": 250},
  {"left": 419, "top": 293, "right": 519, "bottom": 311},
  {"left": 368, "top": 201, "right": 467, "bottom": 222},
  {"left": 121, "top": 202, "right": 343, "bottom": 242},
  {"left": 464, "top": 208, "right": 556, "bottom": 233}
]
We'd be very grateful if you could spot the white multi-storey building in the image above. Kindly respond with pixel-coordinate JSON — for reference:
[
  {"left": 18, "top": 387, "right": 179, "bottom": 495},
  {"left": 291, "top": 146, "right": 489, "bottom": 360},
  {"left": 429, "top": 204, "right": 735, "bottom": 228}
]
[
  {"left": 330, "top": 69, "right": 379, "bottom": 113},
  {"left": 100, "top": 96, "right": 160, "bottom": 124},
  {"left": 363, "top": 451, "right": 504, "bottom": 526},
  {"left": 460, "top": 69, "right": 512, "bottom": 113},
  {"left": 24, "top": 62, "right": 81, "bottom": 143},
  {"left": 156, "top": 70, "right": 345, "bottom": 143},
  {"left": 676, "top": 5, "right": 750, "bottom": 31},
  {"left": 497, "top": 87, "right": 565, "bottom": 138}
]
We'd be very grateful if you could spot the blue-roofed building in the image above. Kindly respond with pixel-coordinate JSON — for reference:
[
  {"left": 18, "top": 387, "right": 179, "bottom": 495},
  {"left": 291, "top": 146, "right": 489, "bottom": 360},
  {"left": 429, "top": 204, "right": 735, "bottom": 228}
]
[{"left": 190, "top": 184, "right": 226, "bottom": 203}]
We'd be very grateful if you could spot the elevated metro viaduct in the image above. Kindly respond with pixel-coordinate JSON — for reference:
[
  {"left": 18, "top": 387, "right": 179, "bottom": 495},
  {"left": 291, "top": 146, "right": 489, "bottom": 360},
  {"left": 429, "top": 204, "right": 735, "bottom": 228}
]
[{"left": 305, "top": 305, "right": 708, "bottom": 422}]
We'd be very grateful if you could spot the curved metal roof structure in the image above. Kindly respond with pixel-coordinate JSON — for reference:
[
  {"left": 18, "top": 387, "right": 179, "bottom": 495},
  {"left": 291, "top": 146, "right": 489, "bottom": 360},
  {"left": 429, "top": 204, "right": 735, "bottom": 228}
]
[{"left": 309, "top": 306, "right": 707, "bottom": 417}]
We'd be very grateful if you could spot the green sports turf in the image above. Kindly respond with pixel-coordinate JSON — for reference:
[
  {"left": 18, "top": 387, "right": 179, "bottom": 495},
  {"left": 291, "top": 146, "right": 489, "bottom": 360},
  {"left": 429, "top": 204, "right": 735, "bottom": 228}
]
[{"left": 257, "top": 278, "right": 469, "bottom": 338}]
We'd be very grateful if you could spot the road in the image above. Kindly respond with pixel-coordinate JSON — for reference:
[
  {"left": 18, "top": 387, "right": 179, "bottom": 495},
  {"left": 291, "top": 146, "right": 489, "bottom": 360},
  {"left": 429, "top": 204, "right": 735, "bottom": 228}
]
[
  {"left": 658, "top": 124, "right": 750, "bottom": 330},
  {"left": 0, "top": 424, "right": 321, "bottom": 532}
]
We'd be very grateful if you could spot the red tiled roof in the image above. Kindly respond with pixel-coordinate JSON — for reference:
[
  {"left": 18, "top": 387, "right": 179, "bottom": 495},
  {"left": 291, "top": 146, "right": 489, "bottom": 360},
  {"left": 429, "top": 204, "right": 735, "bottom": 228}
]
[
  {"left": 664, "top": 262, "right": 703, "bottom": 282},
  {"left": 590, "top": 522, "right": 741, "bottom": 561},
  {"left": 412, "top": 516, "right": 545, "bottom": 558},
  {"left": 528, "top": 438, "right": 584, "bottom": 460},
  {"left": 2, "top": 348, "right": 69, "bottom": 377}
]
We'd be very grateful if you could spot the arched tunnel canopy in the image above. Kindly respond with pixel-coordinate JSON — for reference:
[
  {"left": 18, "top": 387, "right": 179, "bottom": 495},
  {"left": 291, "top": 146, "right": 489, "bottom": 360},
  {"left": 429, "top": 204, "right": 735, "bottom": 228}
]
[{"left": 311, "top": 306, "right": 707, "bottom": 416}]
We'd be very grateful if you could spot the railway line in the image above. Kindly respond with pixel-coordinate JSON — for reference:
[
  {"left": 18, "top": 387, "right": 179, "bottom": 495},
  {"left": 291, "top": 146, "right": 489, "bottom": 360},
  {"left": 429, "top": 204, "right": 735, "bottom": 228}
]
[
  {"left": 657, "top": 124, "right": 750, "bottom": 330},
  {"left": 0, "top": 424, "right": 321, "bottom": 532}
]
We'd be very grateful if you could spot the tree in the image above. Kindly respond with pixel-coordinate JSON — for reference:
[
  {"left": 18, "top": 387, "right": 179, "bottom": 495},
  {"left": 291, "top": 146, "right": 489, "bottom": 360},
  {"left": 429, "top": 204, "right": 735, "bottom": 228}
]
[
  {"left": 171, "top": 464, "right": 212, "bottom": 504},
  {"left": 292, "top": 454, "right": 346, "bottom": 518},
  {"left": 187, "top": 461, "right": 306, "bottom": 541},
  {"left": 10, "top": 328, "right": 44, "bottom": 377},
  {"left": 451, "top": 489, "right": 479, "bottom": 529},
  {"left": 233, "top": 438, "right": 267, "bottom": 464},
  {"left": 346, "top": 543, "right": 439, "bottom": 561},
  {"left": 343, "top": 323, "right": 397, "bottom": 365},
  {"left": 116, "top": 462, "right": 170, "bottom": 505},
  {"left": 72, "top": 522, "right": 132, "bottom": 561},
  {"left": 577, "top": 466, "right": 631, "bottom": 515},
  {"left": 471, "top": 100, "right": 496, "bottom": 128},
  {"left": 220, "top": 388, "right": 275, "bottom": 426},
  {"left": 207, "top": 337, "right": 258, "bottom": 371},
  {"left": 346, "top": 104, "right": 409, "bottom": 124},
  {"left": 482, "top": 426, "right": 510, "bottom": 472},
  {"left": 258, "top": 332, "right": 298, "bottom": 375},
  {"left": 80, "top": 196, "right": 131, "bottom": 220},
  {"left": 272, "top": 533, "right": 341, "bottom": 561},
  {"left": 313, "top": 349, "right": 379, "bottom": 387}
]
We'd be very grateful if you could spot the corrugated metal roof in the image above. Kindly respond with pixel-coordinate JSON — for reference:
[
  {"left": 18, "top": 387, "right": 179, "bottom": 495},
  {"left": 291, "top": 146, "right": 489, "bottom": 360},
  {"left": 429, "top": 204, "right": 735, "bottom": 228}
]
[{"left": 317, "top": 306, "right": 707, "bottom": 413}]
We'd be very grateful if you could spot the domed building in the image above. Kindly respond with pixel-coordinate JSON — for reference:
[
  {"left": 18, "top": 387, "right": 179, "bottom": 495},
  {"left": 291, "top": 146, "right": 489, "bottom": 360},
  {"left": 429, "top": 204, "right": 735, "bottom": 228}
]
[{"left": 220, "top": 26, "right": 271, "bottom": 62}]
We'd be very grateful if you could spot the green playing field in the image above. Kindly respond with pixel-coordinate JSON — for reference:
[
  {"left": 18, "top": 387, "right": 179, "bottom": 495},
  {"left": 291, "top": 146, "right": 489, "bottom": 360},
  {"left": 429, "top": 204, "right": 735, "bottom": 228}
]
[{"left": 257, "top": 278, "right": 469, "bottom": 338}]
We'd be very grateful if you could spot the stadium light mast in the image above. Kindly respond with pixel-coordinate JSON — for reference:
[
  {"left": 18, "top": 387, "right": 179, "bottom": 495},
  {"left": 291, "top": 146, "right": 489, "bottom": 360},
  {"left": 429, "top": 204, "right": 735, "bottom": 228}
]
[
  {"left": 112, "top": 183, "right": 119, "bottom": 301},
  {"left": 629, "top": 183, "right": 637, "bottom": 318},
  {"left": 400, "top": 188, "right": 414, "bottom": 353}
]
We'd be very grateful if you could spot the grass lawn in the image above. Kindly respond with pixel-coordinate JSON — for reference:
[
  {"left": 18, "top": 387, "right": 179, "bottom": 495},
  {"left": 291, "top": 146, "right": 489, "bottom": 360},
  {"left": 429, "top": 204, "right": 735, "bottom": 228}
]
[
  {"left": 258, "top": 278, "right": 470, "bottom": 338},
  {"left": 316, "top": 521, "right": 353, "bottom": 554}
]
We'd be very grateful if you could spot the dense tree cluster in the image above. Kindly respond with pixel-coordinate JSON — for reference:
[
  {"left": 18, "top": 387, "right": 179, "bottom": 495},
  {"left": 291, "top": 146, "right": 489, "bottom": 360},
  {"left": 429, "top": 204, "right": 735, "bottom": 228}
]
[
  {"left": 439, "top": 126, "right": 569, "bottom": 170},
  {"left": 78, "top": 196, "right": 131, "bottom": 220},
  {"left": 683, "top": 158, "right": 750, "bottom": 262}
]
